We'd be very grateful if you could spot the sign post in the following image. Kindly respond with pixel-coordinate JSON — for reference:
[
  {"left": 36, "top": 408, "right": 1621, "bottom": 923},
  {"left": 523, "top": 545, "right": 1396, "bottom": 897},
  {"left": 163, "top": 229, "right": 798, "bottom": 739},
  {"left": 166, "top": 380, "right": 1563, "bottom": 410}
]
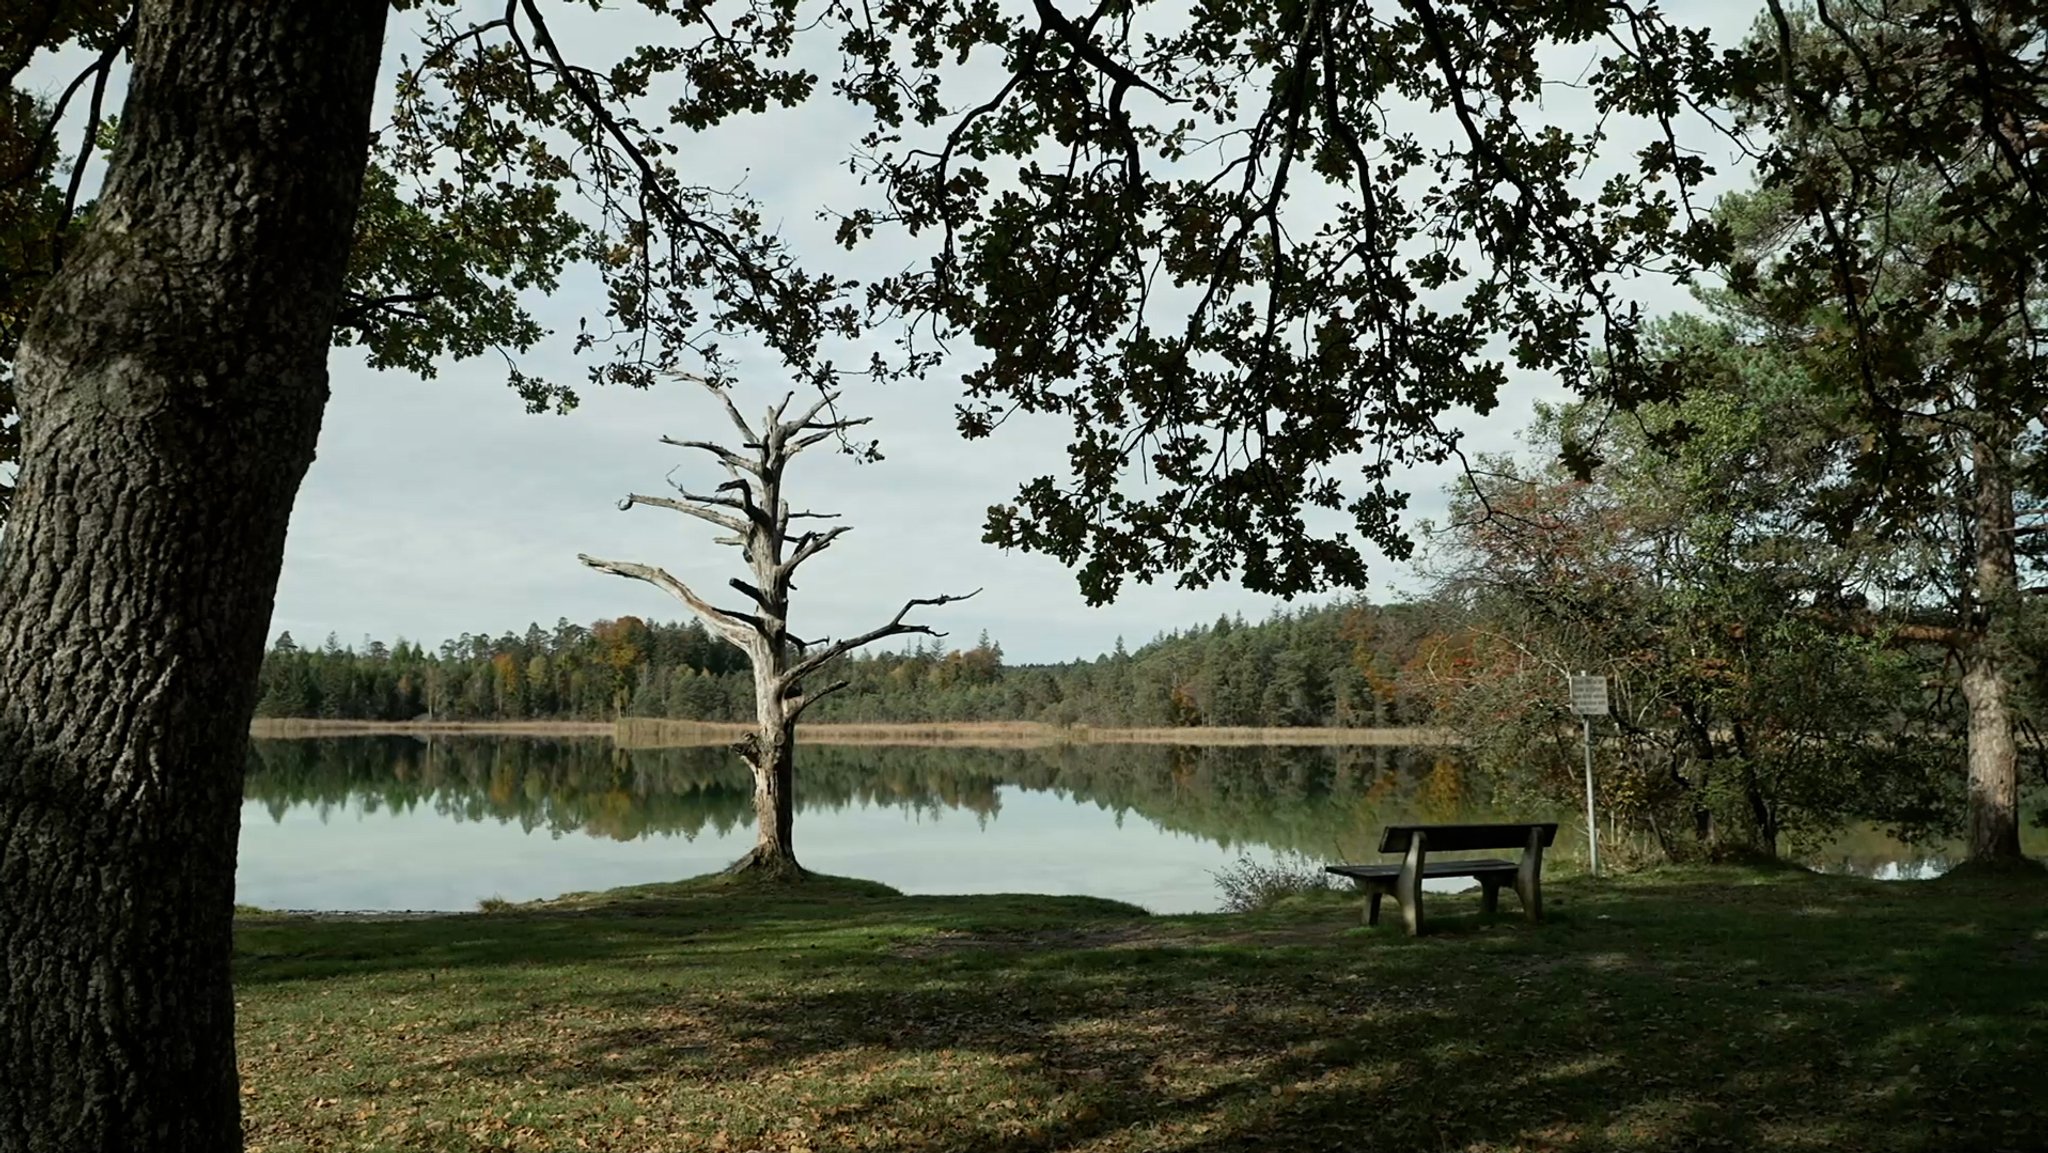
[{"left": 1567, "top": 672, "right": 1609, "bottom": 876}]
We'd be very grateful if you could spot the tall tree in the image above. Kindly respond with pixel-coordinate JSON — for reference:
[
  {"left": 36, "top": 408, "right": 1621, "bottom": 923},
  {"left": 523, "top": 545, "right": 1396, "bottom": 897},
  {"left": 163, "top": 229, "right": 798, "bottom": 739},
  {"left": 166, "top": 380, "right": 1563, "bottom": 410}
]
[
  {"left": 1704, "top": 0, "right": 2048, "bottom": 861},
  {"left": 0, "top": 5, "right": 389, "bottom": 1150},
  {"left": 0, "top": 2, "right": 892, "bottom": 1141},
  {"left": 1425, "top": 393, "right": 1948, "bottom": 859},
  {"left": 580, "top": 380, "right": 973, "bottom": 876}
]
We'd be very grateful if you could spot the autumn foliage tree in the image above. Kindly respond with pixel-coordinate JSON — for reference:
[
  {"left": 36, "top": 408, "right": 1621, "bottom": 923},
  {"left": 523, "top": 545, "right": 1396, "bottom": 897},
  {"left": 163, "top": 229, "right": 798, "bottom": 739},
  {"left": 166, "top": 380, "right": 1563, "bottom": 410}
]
[{"left": 1425, "top": 396, "right": 1954, "bottom": 859}]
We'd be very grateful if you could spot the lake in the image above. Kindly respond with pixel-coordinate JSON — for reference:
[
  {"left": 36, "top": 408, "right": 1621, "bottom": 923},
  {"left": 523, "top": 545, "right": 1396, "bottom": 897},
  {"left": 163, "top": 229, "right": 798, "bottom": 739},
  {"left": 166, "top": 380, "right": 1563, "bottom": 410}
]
[{"left": 239, "top": 736, "right": 1983, "bottom": 914}]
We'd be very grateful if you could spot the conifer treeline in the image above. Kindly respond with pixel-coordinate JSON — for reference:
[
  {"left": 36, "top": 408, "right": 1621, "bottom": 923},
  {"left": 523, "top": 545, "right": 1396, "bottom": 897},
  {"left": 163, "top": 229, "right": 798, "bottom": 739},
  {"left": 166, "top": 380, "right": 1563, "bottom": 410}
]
[{"left": 253, "top": 601, "right": 1447, "bottom": 728}]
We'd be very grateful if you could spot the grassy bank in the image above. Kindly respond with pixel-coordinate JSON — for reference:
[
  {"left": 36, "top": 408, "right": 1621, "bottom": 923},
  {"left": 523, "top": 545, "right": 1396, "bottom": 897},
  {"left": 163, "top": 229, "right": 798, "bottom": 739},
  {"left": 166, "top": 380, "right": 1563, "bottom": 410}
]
[{"left": 234, "top": 864, "right": 2046, "bottom": 1152}]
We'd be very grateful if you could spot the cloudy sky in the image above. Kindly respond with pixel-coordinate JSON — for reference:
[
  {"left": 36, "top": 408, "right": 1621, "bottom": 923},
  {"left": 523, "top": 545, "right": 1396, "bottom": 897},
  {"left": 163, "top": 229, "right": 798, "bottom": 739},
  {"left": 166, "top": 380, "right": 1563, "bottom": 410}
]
[{"left": 21, "top": 2, "right": 1760, "bottom": 665}]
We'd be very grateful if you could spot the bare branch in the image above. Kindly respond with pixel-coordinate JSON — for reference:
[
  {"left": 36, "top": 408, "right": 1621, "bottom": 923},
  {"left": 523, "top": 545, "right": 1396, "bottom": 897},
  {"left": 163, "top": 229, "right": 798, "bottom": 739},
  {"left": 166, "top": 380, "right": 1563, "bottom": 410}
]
[
  {"left": 787, "top": 589, "right": 982, "bottom": 684},
  {"left": 792, "top": 418, "right": 875, "bottom": 453},
  {"left": 798, "top": 415, "right": 873, "bottom": 431},
  {"left": 708, "top": 478, "right": 775, "bottom": 530},
  {"left": 659, "top": 435, "right": 762, "bottom": 476},
  {"left": 577, "top": 554, "right": 768, "bottom": 648},
  {"left": 784, "top": 525, "right": 853, "bottom": 574},
  {"left": 728, "top": 577, "right": 772, "bottom": 610},
  {"left": 662, "top": 484, "right": 776, "bottom": 536},
  {"left": 54, "top": 42, "right": 113, "bottom": 269},
  {"left": 785, "top": 678, "right": 852, "bottom": 723},
  {"left": 680, "top": 377, "right": 756, "bottom": 443},
  {"left": 790, "top": 389, "right": 841, "bottom": 430},
  {"left": 620, "top": 492, "right": 747, "bottom": 535},
  {"left": 676, "top": 485, "right": 747, "bottom": 511}
]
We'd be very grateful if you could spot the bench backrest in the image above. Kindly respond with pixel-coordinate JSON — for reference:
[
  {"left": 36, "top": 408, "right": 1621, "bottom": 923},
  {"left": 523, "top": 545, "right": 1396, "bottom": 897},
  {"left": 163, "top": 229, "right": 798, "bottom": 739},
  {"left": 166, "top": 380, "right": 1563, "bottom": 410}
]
[{"left": 1377, "top": 822, "right": 1558, "bottom": 854}]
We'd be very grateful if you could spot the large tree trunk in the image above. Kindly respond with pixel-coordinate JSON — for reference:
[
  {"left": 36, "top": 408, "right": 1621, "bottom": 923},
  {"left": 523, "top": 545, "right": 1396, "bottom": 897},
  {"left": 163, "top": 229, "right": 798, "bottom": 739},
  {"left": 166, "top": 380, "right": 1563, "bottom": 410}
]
[
  {"left": 1730, "top": 721, "right": 1778, "bottom": 858},
  {"left": 1961, "top": 648, "right": 2022, "bottom": 859},
  {"left": 731, "top": 721, "right": 802, "bottom": 878},
  {"left": 1962, "top": 427, "right": 2024, "bottom": 862},
  {"left": 0, "top": 5, "right": 387, "bottom": 1151}
]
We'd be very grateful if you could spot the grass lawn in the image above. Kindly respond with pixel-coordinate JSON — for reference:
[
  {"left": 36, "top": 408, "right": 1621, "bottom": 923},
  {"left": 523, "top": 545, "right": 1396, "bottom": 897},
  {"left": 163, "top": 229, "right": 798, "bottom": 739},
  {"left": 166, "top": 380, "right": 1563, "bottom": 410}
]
[{"left": 234, "top": 864, "right": 2048, "bottom": 1152}]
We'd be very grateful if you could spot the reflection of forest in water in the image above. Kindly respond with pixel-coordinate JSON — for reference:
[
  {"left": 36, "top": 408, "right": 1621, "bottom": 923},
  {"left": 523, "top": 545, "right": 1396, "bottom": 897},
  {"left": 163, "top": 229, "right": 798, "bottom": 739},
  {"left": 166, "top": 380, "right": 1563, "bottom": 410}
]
[
  {"left": 246, "top": 737, "right": 1505, "bottom": 862},
  {"left": 246, "top": 737, "right": 2032, "bottom": 873}
]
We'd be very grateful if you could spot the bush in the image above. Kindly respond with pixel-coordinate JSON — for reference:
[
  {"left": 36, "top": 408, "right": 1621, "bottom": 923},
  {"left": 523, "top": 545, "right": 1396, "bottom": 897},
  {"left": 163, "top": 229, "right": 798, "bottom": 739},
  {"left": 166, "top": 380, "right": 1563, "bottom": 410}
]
[{"left": 1211, "top": 855, "right": 1336, "bottom": 912}]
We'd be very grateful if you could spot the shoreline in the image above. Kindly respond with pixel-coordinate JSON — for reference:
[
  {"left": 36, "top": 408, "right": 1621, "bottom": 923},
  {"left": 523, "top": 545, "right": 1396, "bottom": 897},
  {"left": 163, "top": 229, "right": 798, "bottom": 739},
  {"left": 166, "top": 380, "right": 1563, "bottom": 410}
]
[
  {"left": 249, "top": 718, "right": 615, "bottom": 738},
  {"left": 249, "top": 716, "right": 1459, "bottom": 747}
]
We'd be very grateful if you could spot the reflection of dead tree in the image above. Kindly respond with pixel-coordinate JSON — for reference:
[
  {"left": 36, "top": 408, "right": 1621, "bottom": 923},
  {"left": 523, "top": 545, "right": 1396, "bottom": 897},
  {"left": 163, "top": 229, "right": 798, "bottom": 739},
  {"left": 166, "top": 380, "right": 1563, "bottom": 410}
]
[{"left": 580, "top": 380, "right": 976, "bottom": 878}]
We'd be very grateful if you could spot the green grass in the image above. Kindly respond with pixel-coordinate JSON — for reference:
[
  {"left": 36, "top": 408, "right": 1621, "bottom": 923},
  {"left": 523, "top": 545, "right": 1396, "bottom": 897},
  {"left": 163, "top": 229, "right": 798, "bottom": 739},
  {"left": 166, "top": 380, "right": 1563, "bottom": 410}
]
[{"left": 234, "top": 865, "right": 2048, "bottom": 1152}]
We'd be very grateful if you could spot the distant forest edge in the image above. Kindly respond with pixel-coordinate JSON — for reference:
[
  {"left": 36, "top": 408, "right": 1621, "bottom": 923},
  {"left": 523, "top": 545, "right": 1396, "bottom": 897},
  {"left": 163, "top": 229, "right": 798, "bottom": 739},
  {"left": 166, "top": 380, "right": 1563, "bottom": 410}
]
[
  {"left": 253, "top": 602, "right": 1431, "bottom": 731},
  {"left": 247, "top": 717, "right": 1459, "bottom": 747}
]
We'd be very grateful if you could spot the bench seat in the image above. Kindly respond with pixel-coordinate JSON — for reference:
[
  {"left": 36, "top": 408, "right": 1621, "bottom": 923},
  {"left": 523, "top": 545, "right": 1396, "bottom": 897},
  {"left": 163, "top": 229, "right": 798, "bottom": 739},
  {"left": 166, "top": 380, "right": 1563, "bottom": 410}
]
[
  {"left": 1325, "top": 822, "right": 1557, "bottom": 936},
  {"left": 1326, "top": 858, "right": 1519, "bottom": 881}
]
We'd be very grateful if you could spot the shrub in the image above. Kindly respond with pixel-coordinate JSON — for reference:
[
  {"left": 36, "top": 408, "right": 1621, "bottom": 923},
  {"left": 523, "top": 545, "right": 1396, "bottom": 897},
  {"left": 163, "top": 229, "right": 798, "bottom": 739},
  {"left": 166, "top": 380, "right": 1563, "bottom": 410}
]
[{"left": 1211, "top": 855, "right": 1336, "bottom": 913}]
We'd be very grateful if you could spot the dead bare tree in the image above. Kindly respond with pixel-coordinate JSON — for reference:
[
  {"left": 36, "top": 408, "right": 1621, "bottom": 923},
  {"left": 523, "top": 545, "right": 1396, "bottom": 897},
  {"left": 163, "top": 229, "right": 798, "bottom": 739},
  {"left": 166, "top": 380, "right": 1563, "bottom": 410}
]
[{"left": 580, "top": 380, "right": 976, "bottom": 878}]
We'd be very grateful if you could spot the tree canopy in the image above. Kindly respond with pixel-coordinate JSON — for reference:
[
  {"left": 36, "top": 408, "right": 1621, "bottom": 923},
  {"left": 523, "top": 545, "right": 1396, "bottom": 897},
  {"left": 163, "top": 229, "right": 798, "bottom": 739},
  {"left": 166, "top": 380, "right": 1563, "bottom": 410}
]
[
  {"left": 8, "top": 4, "right": 2048, "bottom": 605},
  {"left": 8, "top": 0, "right": 1753, "bottom": 593}
]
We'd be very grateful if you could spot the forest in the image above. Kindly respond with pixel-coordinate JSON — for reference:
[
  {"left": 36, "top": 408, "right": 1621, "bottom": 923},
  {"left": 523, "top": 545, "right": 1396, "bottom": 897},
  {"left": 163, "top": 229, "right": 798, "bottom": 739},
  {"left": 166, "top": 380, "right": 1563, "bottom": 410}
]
[
  {"left": 252, "top": 600, "right": 1442, "bottom": 730},
  {"left": 255, "top": 529, "right": 2044, "bottom": 868}
]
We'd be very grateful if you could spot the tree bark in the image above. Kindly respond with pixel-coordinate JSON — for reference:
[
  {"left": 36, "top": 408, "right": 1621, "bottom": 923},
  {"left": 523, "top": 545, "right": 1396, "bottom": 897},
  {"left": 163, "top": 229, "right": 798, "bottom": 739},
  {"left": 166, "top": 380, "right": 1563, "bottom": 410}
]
[
  {"left": 1730, "top": 720, "right": 1778, "bottom": 858},
  {"left": 731, "top": 721, "right": 801, "bottom": 878},
  {"left": 0, "top": 5, "right": 387, "bottom": 1151},
  {"left": 1962, "top": 426, "right": 2024, "bottom": 861}
]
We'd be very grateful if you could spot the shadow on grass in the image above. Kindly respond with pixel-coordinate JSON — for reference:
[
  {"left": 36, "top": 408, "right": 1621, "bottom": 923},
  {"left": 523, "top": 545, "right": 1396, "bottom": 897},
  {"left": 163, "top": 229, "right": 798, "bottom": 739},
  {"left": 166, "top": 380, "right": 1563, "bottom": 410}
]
[{"left": 234, "top": 865, "right": 2048, "bottom": 1153}]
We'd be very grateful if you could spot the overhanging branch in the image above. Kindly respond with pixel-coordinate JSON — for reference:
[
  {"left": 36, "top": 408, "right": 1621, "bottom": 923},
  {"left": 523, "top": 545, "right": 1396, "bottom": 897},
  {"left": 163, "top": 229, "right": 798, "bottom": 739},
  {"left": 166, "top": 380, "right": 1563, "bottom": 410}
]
[
  {"left": 786, "top": 588, "right": 982, "bottom": 684},
  {"left": 621, "top": 492, "right": 747, "bottom": 535},
  {"left": 578, "top": 553, "right": 768, "bottom": 648},
  {"left": 660, "top": 435, "right": 762, "bottom": 477}
]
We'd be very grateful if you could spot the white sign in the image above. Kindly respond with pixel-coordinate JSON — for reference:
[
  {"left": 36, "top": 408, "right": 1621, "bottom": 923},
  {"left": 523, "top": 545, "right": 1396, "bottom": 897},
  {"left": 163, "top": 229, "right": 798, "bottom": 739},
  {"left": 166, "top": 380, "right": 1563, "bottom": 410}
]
[{"left": 1568, "top": 674, "right": 1610, "bottom": 716}]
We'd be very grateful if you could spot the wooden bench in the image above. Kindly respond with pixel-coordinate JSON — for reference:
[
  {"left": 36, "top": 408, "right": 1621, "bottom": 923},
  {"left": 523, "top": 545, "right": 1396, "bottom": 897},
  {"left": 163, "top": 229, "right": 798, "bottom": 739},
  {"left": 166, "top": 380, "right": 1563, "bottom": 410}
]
[{"left": 1325, "top": 822, "right": 1557, "bottom": 936}]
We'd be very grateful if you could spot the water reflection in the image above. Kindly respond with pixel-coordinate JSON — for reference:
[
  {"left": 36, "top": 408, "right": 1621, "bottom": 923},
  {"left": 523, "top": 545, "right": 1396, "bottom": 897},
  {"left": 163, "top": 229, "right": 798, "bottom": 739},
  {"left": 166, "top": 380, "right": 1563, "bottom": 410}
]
[
  {"left": 240, "top": 737, "right": 2017, "bottom": 912},
  {"left": 244, "top": 738, "right": 1492, "bottom": 860},
  {"left": 242, "top": 738, "right": 1519, "bottom": 912}
]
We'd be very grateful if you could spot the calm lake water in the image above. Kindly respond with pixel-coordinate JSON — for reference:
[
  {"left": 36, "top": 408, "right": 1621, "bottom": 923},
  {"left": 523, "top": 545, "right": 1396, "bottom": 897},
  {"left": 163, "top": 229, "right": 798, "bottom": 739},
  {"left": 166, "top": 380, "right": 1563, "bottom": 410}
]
[{"left": 239, "top": 736, "right": 1999, "bottom": 914}]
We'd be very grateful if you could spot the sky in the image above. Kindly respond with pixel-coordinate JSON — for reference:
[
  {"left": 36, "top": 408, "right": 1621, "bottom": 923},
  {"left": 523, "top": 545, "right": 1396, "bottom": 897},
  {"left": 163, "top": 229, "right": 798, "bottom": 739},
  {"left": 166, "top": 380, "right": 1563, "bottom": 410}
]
[{"left": 15, "top": 1, "right": 1762, "bottom": 665}]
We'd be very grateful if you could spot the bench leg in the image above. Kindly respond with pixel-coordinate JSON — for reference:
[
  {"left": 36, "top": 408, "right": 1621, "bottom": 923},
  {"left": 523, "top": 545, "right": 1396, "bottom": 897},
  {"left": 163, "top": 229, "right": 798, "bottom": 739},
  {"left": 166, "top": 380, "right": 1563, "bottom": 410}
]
[
  {"left": 1516, "top": 828, "right": 1546, "bottom": 922},
  {"left": 1396, "top": 832, "right": 1427, "bottom": 936},
  {"left": 1480, "top": 878, "right": 1501, "bottom": 915},
  {"left": 1366, "top": 891, "right": 1383, "bottom": 927},
  {"left": 1397, "top": 880, "right": 1423, "bottom": 936}
]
